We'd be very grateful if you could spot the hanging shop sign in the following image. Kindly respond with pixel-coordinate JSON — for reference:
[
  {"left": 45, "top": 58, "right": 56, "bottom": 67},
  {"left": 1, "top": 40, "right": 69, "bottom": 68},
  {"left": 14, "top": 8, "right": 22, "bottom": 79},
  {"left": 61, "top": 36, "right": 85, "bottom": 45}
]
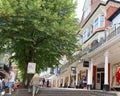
[
  {"left": 27, "top": 62, "right": 36, "bottom": 74},
  {"left": 83, "top": 61, "right": 89, "bottom": 67}
]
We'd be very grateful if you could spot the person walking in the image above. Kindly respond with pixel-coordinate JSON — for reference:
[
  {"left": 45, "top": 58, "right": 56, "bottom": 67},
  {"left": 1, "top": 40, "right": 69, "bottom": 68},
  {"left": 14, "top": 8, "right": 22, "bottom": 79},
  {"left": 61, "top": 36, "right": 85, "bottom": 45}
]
[
  {"left": 8, "top": 69, "right": 15, "bottom": 95},
  {"left": 30, "top": 73, "right": 40, "bottom": 96},
  {"left": 39, "top": 79, "right": 43, "bottom": 88},
  {"left": 0, "top": 77, "right": 2, "bottom": 92},
  {"left": 46, "top": 80, "right": 49, "bottom": 87},
  {"left": 83, "top": 76, "right": 87, "bottom": 89}
]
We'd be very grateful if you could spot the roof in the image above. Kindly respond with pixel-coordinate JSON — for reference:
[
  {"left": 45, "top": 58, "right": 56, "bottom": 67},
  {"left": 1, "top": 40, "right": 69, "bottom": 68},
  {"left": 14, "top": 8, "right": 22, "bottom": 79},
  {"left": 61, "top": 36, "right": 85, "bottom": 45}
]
[
  {"left": 79, "top": 0, "right": 120, "bottom": 28},
  {"left": 108, "top": 7, "right": 120, "bottom": 21}
]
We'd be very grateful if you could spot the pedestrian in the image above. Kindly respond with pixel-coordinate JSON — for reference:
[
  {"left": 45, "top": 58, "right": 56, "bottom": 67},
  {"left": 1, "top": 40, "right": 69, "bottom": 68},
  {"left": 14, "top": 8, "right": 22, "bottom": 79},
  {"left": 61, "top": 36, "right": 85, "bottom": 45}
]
[
  {"left": 42, "top": 78, "right": 45, "bottom": 87},
  {"left": 2, "top": 77, "right": 5, "bottom": 90},
  {"left": 8, "top": 69, "right": 15, "bottom": 95},
  {"left": 30, "top": 73, "right": 40, "bottom": 96},
  {"left": 39, "top": 79, "right": 43, "bottom": 88},
  {"left": 0, "top": 76, "right": 2, "bottom": 92},
  {"left": 47, "top": 80, "right": 49, "bottom": 87},
  {"left": 83, "top": 76, "right": 87, "bottom": 89}
]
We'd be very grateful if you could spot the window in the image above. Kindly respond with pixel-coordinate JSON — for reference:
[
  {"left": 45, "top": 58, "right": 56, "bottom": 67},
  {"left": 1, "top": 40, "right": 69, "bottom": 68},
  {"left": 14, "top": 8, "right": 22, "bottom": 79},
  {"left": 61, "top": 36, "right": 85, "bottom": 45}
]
[
  {"left": 93, "top": 18, "right": 99, "bottom": 30},
  {"left": 87, "top": 29, "right": 91, "bottom": 37},
  {"left": 93, "top": 15, "right": 105, "bottom": 31},
  {"left": 100, "top": 15, "right": 104, "bottom": 27},
  {"left": 84, "top": 6, "right": 91, "bottom": 19},
  {"left": 82, "top": 28, "right": 91, "bottom": 42}
]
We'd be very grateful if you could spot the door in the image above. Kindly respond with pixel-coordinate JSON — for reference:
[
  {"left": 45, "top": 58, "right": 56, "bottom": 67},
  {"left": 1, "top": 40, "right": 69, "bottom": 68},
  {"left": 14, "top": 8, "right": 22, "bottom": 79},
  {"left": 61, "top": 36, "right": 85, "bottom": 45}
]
[
  {"left": 96, "top": 72, "right": 104, "bottom": 90},
  {"left": 96, "top": 73, "right": 101, "bottom": 89},
  {"left": 101, "top": 73, "right": 104, "bottom": 90}
]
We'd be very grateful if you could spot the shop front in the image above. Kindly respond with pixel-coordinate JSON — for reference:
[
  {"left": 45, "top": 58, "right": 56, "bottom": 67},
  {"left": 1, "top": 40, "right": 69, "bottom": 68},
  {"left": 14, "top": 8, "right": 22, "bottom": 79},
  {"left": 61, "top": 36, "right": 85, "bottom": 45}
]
[
  {"left": 111, "top": 63, "right": 120, "bottom": 91},
  {"left": 96, "top": 68, "right": 104, "bottom": 90}
]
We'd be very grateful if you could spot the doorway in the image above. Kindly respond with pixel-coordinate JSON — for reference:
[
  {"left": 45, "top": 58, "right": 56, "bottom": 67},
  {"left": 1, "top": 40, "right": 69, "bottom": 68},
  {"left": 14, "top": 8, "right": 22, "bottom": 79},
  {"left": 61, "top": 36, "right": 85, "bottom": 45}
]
[{"left": 96, "top": 68, "right": 104, "bottom": 90}]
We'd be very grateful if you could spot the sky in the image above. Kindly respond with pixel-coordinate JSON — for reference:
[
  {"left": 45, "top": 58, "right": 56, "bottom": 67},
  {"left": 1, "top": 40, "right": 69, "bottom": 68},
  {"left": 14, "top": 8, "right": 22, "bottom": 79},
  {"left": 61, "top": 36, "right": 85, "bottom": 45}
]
[{"left": 76, "top": 0, "right": 85, "bottom": 20}]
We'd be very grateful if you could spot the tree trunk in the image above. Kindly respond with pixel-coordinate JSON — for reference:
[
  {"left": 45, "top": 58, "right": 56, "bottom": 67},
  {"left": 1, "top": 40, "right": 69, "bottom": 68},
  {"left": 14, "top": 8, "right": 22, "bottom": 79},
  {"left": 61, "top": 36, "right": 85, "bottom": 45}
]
[
  {"left": 22, "top": 61, "right": 28, "bottom": 87},
  {"left": 22, "top": 49, "right": 35, "bottom": 88}
]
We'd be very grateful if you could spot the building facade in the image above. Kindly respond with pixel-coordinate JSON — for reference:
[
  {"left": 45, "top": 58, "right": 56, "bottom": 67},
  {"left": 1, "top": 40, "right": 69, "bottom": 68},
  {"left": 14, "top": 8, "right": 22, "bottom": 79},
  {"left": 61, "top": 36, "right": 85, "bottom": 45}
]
[{"left": 51, "top": 0, "right": 120, "bottom": 91}]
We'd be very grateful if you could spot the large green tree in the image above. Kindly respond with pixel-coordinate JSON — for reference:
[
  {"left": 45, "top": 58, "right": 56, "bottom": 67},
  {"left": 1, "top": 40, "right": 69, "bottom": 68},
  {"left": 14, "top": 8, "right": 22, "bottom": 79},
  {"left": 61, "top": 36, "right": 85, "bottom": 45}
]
[{"left": 0, "top": 0, "right": 79, "bottom": 84}]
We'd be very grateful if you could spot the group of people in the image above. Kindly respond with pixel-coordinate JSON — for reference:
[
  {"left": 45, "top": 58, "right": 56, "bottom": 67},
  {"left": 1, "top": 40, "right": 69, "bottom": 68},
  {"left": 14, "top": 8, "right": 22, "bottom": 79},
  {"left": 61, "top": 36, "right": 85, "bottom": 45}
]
[
  {"left": 0, "top": 69, "right": 16, "bottom": 95},
  {"left": 77, "top": 76, "right": 87, "bottom": 89},
  {"left": 29, "top": 73, "right": 50, "bottom": 96}
]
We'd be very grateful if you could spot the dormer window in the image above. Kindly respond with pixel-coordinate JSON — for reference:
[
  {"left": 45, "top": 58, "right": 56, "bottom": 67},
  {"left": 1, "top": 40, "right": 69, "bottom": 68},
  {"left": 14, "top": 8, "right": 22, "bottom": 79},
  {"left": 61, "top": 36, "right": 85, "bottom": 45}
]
[{"left": 84, "top": 6, "right": 91, "bottom": 19}]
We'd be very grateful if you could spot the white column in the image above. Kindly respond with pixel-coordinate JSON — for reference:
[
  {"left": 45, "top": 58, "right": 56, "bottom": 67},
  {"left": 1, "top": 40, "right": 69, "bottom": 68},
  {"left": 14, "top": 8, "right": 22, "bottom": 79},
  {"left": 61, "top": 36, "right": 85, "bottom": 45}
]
[
  {"left": 87, "top": 59, "right": 93, "bottom": 85},
  {"left": 90, "top": 59, "right": 93, "bottom": 84},
  {"left": 87, "top": 66, "right": 91, "bottom": 85},
  {"left": 62, "top": 77, "right": 65, "bottom": 87},
  {"left": 76, "top": 71, "right": 78, "bottom": 85},
  {"left": 59, "top": 78, "right": 61, "bottom": 87},
  {"left": 68, "top": 75, "right": 71, "bottom": 86},
  {"left": 104, "top": 51, "right": 109, "bottom": 85},
  {"left": 56, "top": 79, "right": 57, "bottom": 87},
  {"left": 52, "top": 80, "right": 54, "bottom": 87}
]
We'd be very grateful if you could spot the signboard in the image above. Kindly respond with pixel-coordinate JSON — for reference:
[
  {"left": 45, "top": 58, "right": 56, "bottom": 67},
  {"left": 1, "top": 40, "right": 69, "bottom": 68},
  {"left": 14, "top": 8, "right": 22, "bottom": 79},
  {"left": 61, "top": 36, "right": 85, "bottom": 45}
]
[
  {"left": 71, "top": 67, "right": 76, "bottom": 74},
  {"left": 27, "top": 62, "right": 36, "bottom": 74},
  {"left": 83, "top": 61, "right": 89, "bottom": 67},
  {"left": 71, "top": 67, "right": 76, "bottom": 71}
]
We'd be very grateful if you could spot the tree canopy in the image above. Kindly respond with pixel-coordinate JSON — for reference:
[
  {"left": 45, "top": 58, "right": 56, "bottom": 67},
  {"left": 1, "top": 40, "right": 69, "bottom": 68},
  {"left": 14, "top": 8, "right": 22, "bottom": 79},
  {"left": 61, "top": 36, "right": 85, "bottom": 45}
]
[{"left": 0, "top": 0, "right": 79, "bottom": 82}]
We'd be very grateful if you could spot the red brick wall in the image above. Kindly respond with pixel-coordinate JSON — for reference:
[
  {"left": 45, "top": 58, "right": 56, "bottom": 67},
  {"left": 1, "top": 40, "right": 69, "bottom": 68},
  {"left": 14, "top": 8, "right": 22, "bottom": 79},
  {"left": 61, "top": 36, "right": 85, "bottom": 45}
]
[
  {"left": 93, "top": 66, "right": 96, "bottom": 89},
  {"left": 106, "top": 6, "right": 118, "bottom": 27},
  {"left": 106, "top": 6, "right": 117, "bottom": 19}
]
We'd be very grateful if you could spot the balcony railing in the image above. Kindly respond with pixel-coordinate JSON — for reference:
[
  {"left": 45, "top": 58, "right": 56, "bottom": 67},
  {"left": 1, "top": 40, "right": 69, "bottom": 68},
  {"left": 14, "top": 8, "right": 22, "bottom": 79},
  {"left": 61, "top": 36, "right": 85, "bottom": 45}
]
[
  {"left": 107, "top": 24, "right": 120, "bottom": 40},
  {"left": 82, "top": 24, "right": 120, "bottom": 55}
]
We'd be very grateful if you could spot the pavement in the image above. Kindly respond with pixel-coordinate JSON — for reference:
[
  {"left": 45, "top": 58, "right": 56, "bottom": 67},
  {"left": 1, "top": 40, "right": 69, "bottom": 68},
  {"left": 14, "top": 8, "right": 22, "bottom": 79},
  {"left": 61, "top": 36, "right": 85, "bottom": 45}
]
[
  {"left": 2, "top": 88, "right": 120, "bottom": 96},
  {"left": 2, "top": 88, "right": 31, "bottom": 96}
]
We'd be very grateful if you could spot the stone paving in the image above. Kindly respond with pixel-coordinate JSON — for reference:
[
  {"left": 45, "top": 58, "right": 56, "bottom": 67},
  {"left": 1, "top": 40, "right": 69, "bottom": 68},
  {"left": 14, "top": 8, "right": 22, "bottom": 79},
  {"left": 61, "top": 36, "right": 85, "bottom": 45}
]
[{"left": 2, "top": 88, "right": 120, "bottom": 96}]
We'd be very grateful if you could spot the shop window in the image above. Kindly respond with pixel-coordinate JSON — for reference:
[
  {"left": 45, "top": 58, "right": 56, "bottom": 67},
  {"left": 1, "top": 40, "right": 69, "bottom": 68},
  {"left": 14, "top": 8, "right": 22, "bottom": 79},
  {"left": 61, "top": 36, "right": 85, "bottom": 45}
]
[{"left": 112, "top": 64, "right": 120, "bottom": 87}]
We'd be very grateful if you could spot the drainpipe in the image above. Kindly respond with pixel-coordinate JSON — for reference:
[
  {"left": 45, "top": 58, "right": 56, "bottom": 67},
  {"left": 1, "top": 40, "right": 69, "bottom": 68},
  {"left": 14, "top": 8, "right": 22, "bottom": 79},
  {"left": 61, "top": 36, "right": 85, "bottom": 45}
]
[{"left": 103, "top": 51, "right": 109, "bottom": 91}]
